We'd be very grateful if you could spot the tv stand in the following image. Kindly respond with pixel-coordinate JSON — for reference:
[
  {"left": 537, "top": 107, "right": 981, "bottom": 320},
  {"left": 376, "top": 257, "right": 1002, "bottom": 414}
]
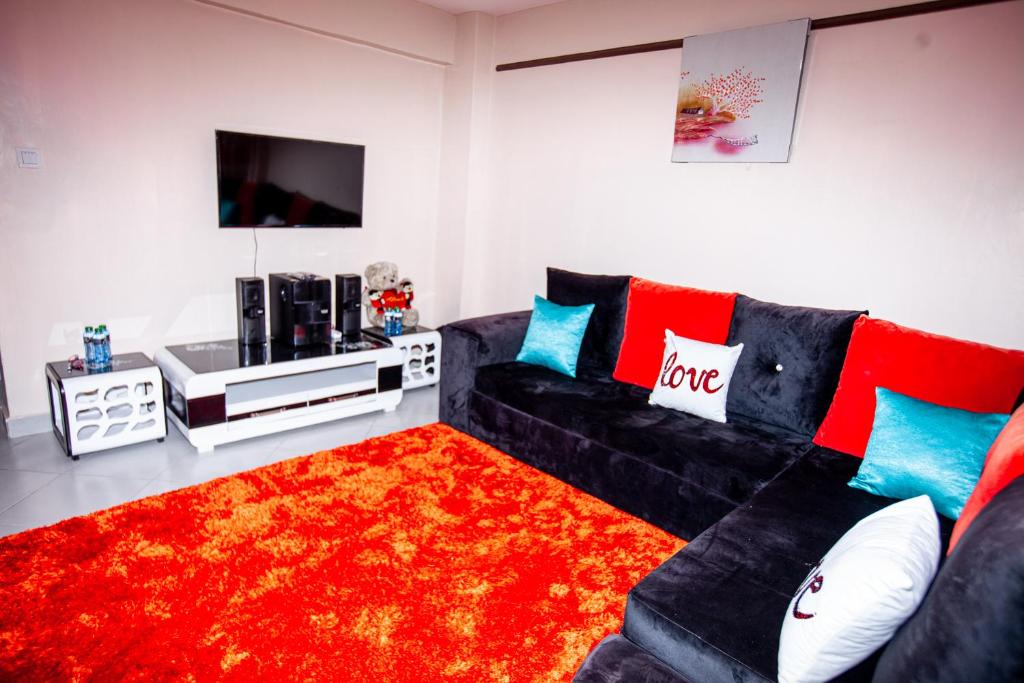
[{"left": 154, "top": 335, "right": 402, "bottom": 453}]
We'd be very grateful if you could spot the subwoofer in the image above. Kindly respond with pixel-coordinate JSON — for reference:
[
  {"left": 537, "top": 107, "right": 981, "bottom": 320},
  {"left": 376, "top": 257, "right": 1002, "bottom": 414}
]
[
  {"left": 235, "top": 277, "right": 266, "bottom": 345},
  {"left": 336, "top": 273, "right": 362, "bottom": 341}
]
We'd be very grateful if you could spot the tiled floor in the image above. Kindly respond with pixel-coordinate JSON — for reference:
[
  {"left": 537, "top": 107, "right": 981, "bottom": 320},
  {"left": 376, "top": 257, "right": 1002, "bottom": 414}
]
[{"left": 0, "top": 386, "right": 439, "bottom": 538}]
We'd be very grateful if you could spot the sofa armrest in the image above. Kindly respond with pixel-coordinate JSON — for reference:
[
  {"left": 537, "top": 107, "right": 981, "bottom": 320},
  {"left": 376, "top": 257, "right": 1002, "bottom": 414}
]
[{"left": 439, "top": 310, "right": 531, "bottom": 431}]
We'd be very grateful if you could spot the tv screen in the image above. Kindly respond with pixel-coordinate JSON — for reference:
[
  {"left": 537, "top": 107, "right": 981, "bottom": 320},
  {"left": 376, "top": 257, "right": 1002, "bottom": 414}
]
[{"left": 216, "top": 130, "right": 364, "bottom": 228}]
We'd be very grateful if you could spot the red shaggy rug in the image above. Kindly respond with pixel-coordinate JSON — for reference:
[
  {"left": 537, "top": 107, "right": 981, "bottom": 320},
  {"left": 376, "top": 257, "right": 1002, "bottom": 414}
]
[{"left": 0, "top": 423, "right": 684, "bottom": 681}]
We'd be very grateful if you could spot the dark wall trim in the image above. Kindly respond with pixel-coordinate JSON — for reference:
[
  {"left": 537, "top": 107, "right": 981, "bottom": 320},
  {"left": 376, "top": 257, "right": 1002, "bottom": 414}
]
[{"left": 495, "top": 0, "right": 1012, "bottom": 72}]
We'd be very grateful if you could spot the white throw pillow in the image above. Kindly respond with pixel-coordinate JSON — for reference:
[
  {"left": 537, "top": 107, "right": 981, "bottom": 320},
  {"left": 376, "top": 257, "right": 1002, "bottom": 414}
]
[
  {"left": 777, "top": 495, "right": 941, "bottom": 683},
  {"left": 648, "top": 329, "right": 743, "bottom": 423}
]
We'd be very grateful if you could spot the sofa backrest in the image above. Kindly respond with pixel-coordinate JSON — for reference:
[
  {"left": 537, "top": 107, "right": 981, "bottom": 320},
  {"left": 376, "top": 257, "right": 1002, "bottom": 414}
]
[
  {"left": 546, "top": 267, "right": 631, "bottom": 377},
  {"left": 724, "top": 295, "right": 864, "bottom": 437},
  {"left": 814, "top": 316, "right": 1024, "bottom": 457},
  {"left": 871, "top": 475, "right": 1024, "bottom": 683}
]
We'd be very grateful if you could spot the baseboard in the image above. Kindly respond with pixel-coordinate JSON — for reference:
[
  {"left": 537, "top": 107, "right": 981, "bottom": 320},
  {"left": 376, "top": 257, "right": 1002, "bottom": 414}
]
[{"left": 5, "top": 413, "right": 52, "bottom": 439}]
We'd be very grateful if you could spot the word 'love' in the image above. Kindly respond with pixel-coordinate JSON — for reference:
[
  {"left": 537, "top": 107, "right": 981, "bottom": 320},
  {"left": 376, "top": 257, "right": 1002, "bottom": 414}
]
[{"left": 659, "top": 352, "right": 724, "bottom": 394}]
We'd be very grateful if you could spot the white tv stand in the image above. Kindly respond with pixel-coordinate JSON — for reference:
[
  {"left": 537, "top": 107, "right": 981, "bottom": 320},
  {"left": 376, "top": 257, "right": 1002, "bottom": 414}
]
[{"left": 154, "top": 335, "right": 403, "bottom": 453}]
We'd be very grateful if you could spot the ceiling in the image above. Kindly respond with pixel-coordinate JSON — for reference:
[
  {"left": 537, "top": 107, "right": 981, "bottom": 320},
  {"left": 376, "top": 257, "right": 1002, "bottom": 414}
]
[{"left": 419, "top": 0, "right": 563, "bottom": 15}]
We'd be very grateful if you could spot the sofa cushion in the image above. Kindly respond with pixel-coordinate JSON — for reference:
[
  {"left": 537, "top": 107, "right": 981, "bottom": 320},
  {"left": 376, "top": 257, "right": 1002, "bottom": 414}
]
[
  {"left": 872, "top": 476, "right": 1024, "bottom": 683},
  {"left": 778, "top": 495, "right": 941, "bottom": 683},
  {"left": 814, "top": 316, "right": 1024, "bottom": 457},
  {"left": 613, "top": 278, "right": 737, "bottom": 389},
  {"left": 725, "top": 295, "right": 863, "bottom": 437},
  {"left": 949, "top": 405, "right": 1024, "bottom": 553},
  {"left": 547, "top": 267, "right": 631, "bottom": 376},
  {"left": 516, "top": 295, "right": 594, "bottom": 377},
  {"left": 849, "top": 388, "right": 1009, "bottom": 520},
  {"left": 573, "top": 634, "right": 691, "bottom": 683},
  {"left": 649, "top": 331, "right": 744, "bottom": 423},
  {"left": 622, "top": 446, "right": 954, "bottom": 683},
  {"left": 474, "top": 362, "right": 809, "bottom": 508}
]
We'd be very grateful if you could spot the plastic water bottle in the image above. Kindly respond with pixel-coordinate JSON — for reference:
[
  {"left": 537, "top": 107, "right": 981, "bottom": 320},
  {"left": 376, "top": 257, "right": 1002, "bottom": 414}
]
[
  {"left": 102, "top": 325, "right": 112, "bottom": 365},
  {"left": 96, "top": 324, "right": 111, "bottom": 367},
  {"left": 386, "top": 309, "right": 403, "bottom": 337},
  {"left": 83, "top": 326, "right": 96, "bottom": 369}
]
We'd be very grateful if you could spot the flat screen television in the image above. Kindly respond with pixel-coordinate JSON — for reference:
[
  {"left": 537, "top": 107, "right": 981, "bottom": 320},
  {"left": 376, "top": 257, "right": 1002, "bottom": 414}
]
[{"left": 216, "top": 130, "right": 364, "bottom": 228}]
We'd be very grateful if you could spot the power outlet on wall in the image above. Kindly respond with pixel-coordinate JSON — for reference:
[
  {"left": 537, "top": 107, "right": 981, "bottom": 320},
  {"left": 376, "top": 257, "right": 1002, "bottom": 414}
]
[{"left": 16, "top": 147, "right": 42, "bottom": 169}]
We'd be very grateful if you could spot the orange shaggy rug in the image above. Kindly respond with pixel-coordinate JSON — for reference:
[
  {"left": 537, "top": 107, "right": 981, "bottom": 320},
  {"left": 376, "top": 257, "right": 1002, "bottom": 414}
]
[{"left": 0, "top": 423, "right": 684, "bottom": 681}]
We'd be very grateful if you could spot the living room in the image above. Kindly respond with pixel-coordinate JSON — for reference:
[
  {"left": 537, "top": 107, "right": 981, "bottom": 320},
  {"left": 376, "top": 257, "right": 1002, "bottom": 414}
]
[{"left": 1, "top": 0, "right": 1022, "bottom": 680}]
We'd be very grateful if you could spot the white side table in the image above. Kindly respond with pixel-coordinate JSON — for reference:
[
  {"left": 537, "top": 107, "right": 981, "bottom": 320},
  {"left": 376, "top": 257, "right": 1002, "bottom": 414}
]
[
  {"left": 363, "top": 326, "right": 441, "bottom": 389},
  {"left": 45, "top": 353, "right": 167, "bottom": 460}
]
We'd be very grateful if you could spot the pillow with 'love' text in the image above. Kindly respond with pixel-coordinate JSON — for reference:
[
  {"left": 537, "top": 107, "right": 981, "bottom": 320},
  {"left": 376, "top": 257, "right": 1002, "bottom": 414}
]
[{"left": 649, "top": 329, "right": 744, "bottom": 423}]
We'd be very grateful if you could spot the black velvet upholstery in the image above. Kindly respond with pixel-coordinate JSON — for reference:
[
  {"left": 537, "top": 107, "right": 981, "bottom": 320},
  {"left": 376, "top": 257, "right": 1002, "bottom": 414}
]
[
  {"left": 726, "top": 295, "right": 864, "bottom": 437},
  {"left": 573, "top": 635, "right": 691, "bottom": 683},
  {"left": 623, "top": 446, "right": 953, "bottom": 683},
  {"left": 547, "top": 268, "right": 631, "bottom": 377},
  {"left": 439, "top": 299, "right": 1022, "bottom": 683},
  {"left": 470, "top": 390, "right": 732, "bottom": 539},
  {"left": 872, "top": 475, "right": 1024, "bottom": 683},
  {"left": 470, "top": 362, "right": 809, "bottom": 539},
  {"left": 438, "top": 310, "right": 530, "bottom": 432}
]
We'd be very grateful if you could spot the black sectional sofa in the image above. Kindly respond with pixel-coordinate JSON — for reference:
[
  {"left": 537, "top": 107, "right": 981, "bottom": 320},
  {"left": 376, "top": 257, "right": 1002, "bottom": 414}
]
[{"left": 439, "top": 269, "right": 1024, "bottom": 682}]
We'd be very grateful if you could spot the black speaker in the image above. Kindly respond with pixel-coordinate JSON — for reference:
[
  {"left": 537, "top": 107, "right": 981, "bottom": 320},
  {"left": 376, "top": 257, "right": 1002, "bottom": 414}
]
[
  {"left": 235, "top": 277, "right": 266, "bottom": 345},
  {"left": 336, "top": 273, "right": 362, "bottom": 341}
]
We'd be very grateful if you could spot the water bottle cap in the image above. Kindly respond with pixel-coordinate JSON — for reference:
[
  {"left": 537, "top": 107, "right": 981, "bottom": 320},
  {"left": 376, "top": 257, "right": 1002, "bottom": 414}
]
[{"left": 85, "top": 326, "right": 94, "bottom": 332}]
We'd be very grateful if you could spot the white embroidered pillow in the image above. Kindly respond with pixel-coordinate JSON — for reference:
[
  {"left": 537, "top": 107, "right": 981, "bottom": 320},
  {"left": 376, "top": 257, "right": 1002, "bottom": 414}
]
[
  {"left": 648, "top": 330, "right": 743, "bottom": 423},
  {"left": 777, "top": 495, "right": 941, "bottom": 683}
]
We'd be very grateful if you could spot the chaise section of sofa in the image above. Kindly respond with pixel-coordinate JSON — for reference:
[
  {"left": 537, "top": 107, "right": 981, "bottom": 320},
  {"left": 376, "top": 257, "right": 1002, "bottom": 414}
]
[{"left": 622, "top": 446, "right": 948, "bottom": 682}]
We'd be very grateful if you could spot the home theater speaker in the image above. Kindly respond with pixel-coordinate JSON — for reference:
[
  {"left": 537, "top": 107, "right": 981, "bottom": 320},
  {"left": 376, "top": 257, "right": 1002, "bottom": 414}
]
[
  {"left": 234, "top": 276, "right": 266, "bottom": 345},
  {"left": 336, "top": 273, "right": 362, "bottom": 342},
  {"left": 269, "top": 272, "right": 332, "bottom": 347}
]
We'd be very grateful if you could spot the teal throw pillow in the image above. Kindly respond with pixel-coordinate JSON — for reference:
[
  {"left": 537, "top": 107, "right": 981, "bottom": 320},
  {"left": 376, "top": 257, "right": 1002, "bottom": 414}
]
[
  {"left": 849, "top": 387, "right": 1010, "bottom": 519},
  {"left": 516, "top": 295, "right": 595, "bottom": 378}
]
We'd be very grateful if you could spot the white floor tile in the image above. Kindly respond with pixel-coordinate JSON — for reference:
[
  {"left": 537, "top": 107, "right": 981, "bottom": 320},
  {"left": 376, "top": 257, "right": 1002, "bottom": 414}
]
[
  {"left": 266, "top": 413, "right": 376, "bottom": 464},
  {"left": 71, "top": 438, "right": 191, "bottom": 480},
  {"left": 134, "top": 479, "right": 188, "bottom": 499},
  {"left": 0, "top": 470, "right": 61, "bottom": 514},
  {"left": 154, "top": 432, "right": 284, "bottom": 486},
  {"left": 0, "top": 433, "right": 75, "bottom": 474},
  {"left": 0, "top": 473, "right": 151, "bottom": 530}
]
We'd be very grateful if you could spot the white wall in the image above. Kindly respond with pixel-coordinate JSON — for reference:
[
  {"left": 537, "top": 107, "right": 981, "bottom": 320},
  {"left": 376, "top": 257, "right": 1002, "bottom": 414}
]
[
  {"left": 433, "top": 11, "right": 497, "bottom": 324},
  {"left": 462, "top": 0, "right": 1024, "bottom": 351},
  {"left": 207, "top": 0, "right": 456, "bottom": 64},
  {"left": 3, "top": 0, "right": 1023, "bottom": 424},
  {"left": 0, "top": 0, "right": 453, "bottom": 419}
]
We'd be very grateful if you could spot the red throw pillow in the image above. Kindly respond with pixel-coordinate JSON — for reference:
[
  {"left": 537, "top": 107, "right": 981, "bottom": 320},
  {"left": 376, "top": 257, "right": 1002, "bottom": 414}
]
[
  {"left": 948, "top": 406, "right": 1024, "bottom": 554},
  {"left": 612, "top": 278, "right": 736, "bottom": 389},
  {"left": 814, "top": 316, "right": 1024, "bottom": 457}
]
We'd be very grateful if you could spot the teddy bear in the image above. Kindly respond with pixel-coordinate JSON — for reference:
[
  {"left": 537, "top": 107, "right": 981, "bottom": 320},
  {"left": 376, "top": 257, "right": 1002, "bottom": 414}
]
[{"left": 362, "top": 261, "right": 419, "bottom": 328}]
